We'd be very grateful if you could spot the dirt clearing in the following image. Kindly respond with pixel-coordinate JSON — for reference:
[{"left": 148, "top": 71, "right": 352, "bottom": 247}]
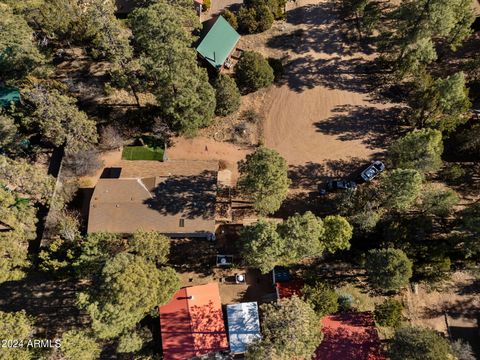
[{"left": 240, "top": 0, "right": 402, "bottom": 189}]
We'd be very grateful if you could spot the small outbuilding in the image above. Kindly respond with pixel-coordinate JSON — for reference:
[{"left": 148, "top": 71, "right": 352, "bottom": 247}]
[
  {"left": 159, "top": 283, "right": 229, "bottom": 360},
  {"left": 226, "top": 302, "right": 261, "bottom": 354},
  {"left": 196, "top": 16, "right": 241, "bottom": 71}
]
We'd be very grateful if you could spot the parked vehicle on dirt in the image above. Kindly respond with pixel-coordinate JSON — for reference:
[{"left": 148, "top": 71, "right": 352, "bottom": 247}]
[
  {"left": 360, "top": 161, "right": 385, "bottom": 182},
  {"left": 319, "top": 180, "right": 357, "bottom": 194}
]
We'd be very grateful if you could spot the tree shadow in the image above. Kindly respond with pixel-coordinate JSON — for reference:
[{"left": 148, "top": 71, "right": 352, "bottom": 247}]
[
  {"left": 274, "top": 2, "right": 377, "bottom": 57},
  {"left": 144, "top": 171, "right": 217, "bottom": 219},
  {"left": 288, "top": 158, "right": 371, "bottom": 190},
  {"left": 170, "top": 238, "right": 217, "bottom": 276},
  {"left": 457, "top": 278, "right": 480, "bottom": 295},
  {"left": 422, "top": 298, "right": 480, "bottom": 320},
  {"left": 189, "top": 300, "right": 228, "bottom": 352},
  {"left": 273, "top": 54, "right": 380, "bottom": 94},
  {"left": 274, "top": 191, "right": 321, "bottom": 218},
  {"left": 314, "top": 105, "right": 405, "bottom": 150},
  {"left": 0, "top": 273, "right": 88, "bottom": 337},
  {"left": 263, "top": 1, "right": 408, "bottom": 101}
]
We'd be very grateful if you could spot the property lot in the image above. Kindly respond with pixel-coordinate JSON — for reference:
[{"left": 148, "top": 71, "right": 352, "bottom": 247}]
[
  {"left": 170, "top": 238, "right": 276, "bottom": 305},
  {"left": 169, "top": 0, "right": 402, "bottom": 192},
  {"left": 257, "top": 0, "right": 401, "bottom": 189}
]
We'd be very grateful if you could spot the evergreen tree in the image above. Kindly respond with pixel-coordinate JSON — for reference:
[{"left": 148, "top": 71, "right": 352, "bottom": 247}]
[
  {"left": 379, "top": 169, "right": 423, "bottom": 212},
  {"left": 322, "top": 215, "right": 353, "bottom": 253},
  {"left": 0, "top": 155, "right": 55, "bottom": 205},
  {"left": 61, "top": 330, "right": 101, "bottom": 360},
  {"left": 389, "top": 326, "right": 453, "bottom": 360},
  {"left": 78, "top": 253, "right": 179, "bottom": 339},
  {"left": 0, "top": 185, "right": 37, "bottom": 284},
  {"left": 214, "top": 74, "right": 241, "bottom": 116},
  {"left": 277, "top": 211, "right": 325, "bottom": 262},
  {"left": 387, "top": 0, "right": 474, "bottom": 77},
  {"left": 365, "top": 248, "right": 413, "bottom": 292},
  {"left": 238, "top": 146, "right": 290, "bottom": 215},
  {"left": 246, "top": 296, "right": 322, "bottom": 360},
  {"left": 389, "top": 128, "right": 443, "bottom": 173},
  {"left": 129, "top": 1, "right": 216, "bottom": 136},
  {"left": 302, "top": 282, "right": 338, "bottom": 316},
  {"left": 408, "top": 72, "right": 471, "bottom": 132},
  {"left": 129, "top": 230, "right": 170, "bottom": 265},
  {"left": 24, "top": 87, "right": 98, "bottom": 153},
  {"left": 374, "top": 299, "right": 403, "bottom": 327},
  {"left": 241, "top": 220, "right": 286, "bottom": 273},
  {"left": 0, "top": 4, "right": 45, "bottom": 81},
  {"left": 235, "top": 51, "right": 274, "bottom": 93},
  {"left": 0, "top": 310, "right": 34, "bottom": 360},
  {"left": 420, "top": 186, "right": 459, "bottom": 217}
]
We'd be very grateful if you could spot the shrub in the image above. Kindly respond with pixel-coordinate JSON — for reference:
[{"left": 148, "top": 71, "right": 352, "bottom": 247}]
[
  {"left": 238, "top": 6, "right": 258, "bottom": 33},
  {"left": 266, "top": 0, "right": 284, "bottom": 19},
  {"left": 337, "top": 293, "right": 354, "bottom": 312},
  {"left": 245, "top": 0, "right": 285, "bottom": 19},
  {"left": 202, "top": 0, "right": 211, "bottom": 11},
  {"left": 441, "top": 163, "right": 466, "bottom": 184},
  {"left": 222, "top": 9, "right": 238, "bottom": 29},
  {"left": 240, "top": 108, "right": 264, "bottom": 123},
  {"left": 268, "top": 57, "right": 284, "bottom": 81},
  {"left": 235, "top": 51, "right": 274, "bottom": 93},
  {"left": 450, "top": 339, "right": 476, "bottom": 360},
  {"left": 303, "top": 282, "right": 338, "bottom": 316},
  {"left": 237, "top": 1, "right": 275, "bottom": 34},
  {"left": 63, "top": 150, "right": 104, "bottom": 177},
  {"left": 374, "top": 299, "right": 403, "bottom": 327},
  {"left": 214, "top": 74, "right": 241, "bottom": 116},
  {"left": 99, "top": 125, "right": 123, "bottom": 150},
  {"left": 254, "top": 3, "right": 274, "bottom": 32}
]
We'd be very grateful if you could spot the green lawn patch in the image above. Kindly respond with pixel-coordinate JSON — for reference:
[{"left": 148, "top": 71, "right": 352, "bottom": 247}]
[{"left": 122, "top": 146, "right": 164, "bottom": 161}]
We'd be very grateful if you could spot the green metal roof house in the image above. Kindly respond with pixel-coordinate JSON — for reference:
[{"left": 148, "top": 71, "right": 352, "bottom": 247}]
[
  {"left": 196, "top": 16, "right": 241, "bottom": 71},
  {"left": 0, "top": 86, "right": 20, "bottom": 108}
]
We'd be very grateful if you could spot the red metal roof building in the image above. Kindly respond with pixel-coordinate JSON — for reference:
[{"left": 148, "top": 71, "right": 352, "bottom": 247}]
[
  {"left": 159, "top": 283, "right": 229, "bottom": 360},
  {"left": 315, "top": 312, "right": 385, "bottom": 360},
  {"left": 275, "top": 280, "right": 304, "bottom": 300}
]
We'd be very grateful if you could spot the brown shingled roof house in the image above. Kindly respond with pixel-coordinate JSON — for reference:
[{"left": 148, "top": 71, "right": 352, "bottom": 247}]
[{"left": 87, "top": 160, "right": 218, "bottom": 239}]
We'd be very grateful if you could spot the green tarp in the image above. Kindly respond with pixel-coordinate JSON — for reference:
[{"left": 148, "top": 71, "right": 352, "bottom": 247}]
[
  {"left": 0, "top": 86, "right": 20, "bottom": 108},
  {"left": 196, "top": 16, "right": 241, "bottom": 70}
]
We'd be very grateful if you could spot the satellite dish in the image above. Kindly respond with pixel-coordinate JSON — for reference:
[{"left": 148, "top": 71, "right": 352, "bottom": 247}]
[{"left": 237, "top": 274, "right": 245, "bottom": 282}]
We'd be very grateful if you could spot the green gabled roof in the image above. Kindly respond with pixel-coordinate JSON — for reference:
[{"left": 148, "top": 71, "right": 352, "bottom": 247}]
[
  {"left": 0, "top": 86, "right": 20, "bottom": 108},
  {"left": 196, "top": 16, "right": 241, "bottom": 69}
]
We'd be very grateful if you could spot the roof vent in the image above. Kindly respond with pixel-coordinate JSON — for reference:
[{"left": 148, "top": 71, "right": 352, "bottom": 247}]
[
  {"left": 187, "top": 295, "right": 194, "bottom": 300},
  {"left": 116, "top": 204, "right": 120, "bottom": 208}
]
